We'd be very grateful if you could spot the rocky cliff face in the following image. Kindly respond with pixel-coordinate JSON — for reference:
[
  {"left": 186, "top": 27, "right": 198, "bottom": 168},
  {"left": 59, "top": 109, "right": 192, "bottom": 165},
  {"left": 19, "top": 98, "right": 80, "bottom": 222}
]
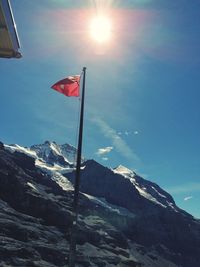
[
  {"left": 67, "top": 159, "right": 200, "bottom": 267},
  {"left": 1, "top": 141, "right": 200, "bottom": 267}
]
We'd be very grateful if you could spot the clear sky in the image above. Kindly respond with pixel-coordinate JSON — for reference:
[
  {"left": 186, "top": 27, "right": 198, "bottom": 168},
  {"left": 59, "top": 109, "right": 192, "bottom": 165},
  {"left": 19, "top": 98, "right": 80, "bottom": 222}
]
[{"left": 1, "top": 0, "right": 200, "bottom": 218}]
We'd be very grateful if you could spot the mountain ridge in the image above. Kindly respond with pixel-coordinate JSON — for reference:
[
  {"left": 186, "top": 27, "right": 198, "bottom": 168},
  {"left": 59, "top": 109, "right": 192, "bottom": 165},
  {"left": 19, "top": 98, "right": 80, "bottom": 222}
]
[
  {"left": 1, "top": 140, "right": 200, "bottom": 267},
  {"left": 3, "top": 141, "right": 181, "bottom": 211}
]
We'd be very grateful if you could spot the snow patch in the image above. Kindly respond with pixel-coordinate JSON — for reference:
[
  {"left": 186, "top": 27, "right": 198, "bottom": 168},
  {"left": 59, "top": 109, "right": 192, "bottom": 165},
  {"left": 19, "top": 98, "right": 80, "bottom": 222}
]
[
  {"left": 27, "top": 182, "right": 38, "bottom": 192},
  {"left": 151, "top": 186, "right": 167, "bottom": 199},
  {"left": 135, "top": 185, "right": 167, "bottom": 208},
  {"left": 51, "top": 172, "right": 73, "bottom": 191},
  {"left": 113, "top": 165, "right": 136, "bottom": 178},
  {"left": 4, "top": 144, "right": 37, "bottom": 158},
  {"left": 166, "top": 201, "right": 178, "bottom": 212},
  {"left": 35, "top": 159, "right": 73, "bottom": 174},
  {"left": 84, "top": 193, "right": 135, "bottom": 217},
  {"left": 49, "top": 142, "right": 62, "bottom": 156}
]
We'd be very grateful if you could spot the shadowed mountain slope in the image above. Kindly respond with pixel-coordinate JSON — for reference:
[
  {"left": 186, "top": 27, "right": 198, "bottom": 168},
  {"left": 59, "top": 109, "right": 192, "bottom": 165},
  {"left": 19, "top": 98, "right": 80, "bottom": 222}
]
[{"left": 0, "top": 141, "right": 200, "bottom": 267}]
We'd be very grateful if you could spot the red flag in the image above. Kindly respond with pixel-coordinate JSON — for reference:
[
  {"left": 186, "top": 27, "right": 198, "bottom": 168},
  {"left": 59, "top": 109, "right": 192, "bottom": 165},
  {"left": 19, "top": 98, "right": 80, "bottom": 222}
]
[{"left": 51, "top": 75, "right": 80, "bottom": 97}]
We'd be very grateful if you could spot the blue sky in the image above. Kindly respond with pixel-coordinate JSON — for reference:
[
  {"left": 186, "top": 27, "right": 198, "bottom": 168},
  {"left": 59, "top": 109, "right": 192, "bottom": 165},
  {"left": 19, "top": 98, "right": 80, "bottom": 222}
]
[{"left": 1, "top": 0, "right": 200, "bottom": 218}]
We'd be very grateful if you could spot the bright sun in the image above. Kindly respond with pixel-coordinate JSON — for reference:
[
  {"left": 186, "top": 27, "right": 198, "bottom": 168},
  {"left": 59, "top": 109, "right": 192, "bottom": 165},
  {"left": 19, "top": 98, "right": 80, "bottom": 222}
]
[{"left": 89, "top": 15, "right": 112, "bottom": 43}]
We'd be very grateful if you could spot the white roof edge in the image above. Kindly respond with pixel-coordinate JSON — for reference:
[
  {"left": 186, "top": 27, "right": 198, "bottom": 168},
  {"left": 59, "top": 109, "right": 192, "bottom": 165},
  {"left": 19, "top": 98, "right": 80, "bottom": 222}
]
[{"left": 0, "top": 0, "right": 22, "bottom": 58}]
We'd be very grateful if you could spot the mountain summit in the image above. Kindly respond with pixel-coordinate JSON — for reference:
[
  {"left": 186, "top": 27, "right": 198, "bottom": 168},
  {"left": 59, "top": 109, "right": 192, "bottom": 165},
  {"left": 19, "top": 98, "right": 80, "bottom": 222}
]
[
  {"left": 1, "top": 141, "right": 200, "bottom": 267},
  {"left": 5, "top": 141, "right": 78, "bottom": 167}
]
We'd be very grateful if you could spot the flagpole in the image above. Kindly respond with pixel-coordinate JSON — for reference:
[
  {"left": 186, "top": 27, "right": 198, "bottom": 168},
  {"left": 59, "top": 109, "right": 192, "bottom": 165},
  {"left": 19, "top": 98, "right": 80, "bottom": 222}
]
[{"left": 69, "top": 66, "right": 86, "bottom": 267}]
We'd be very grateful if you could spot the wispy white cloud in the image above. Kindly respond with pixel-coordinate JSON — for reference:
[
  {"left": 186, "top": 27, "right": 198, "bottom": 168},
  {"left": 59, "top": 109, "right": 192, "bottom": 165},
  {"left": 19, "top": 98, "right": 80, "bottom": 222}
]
[
  {"left": 96, "top": 146, "right": 113, "bottom": 155},
  {"left": 184, "top": 196, "right": 193, "bottom": 201},
  {"left": 167, "top": 182, "right": 200, "bottom": 194},
  {"left": 92, "top": 117, "right": 140, "bottom": 163},
  {"left": 102, "top": 157, "right": 108, "bottom": 161},
  {"left": 117, "top": 130, "right": 139, "bottom": 136}
]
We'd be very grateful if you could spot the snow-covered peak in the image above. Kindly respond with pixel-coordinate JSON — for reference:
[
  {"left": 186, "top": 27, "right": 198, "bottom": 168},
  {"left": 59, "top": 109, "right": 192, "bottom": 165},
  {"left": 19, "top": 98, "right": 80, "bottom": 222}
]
[
  {"left": 111, "top": 164, "right": 177, "bottom": 211},
  {"left": 4, "top": 141, "right": 177, "bottom": 212},
  {"left": 4, "top": 140, "right": 80, "bottom": 171},
  {"left": 4, "top": 141, "right": 77, "bottom": 192},
  {"left": 59, "top": 143, "right": 78, "bottom": 163},
  {"left": 113, "top": 165, "right": 136, "bottom": 178},
  {"left": 30, "top": 141, "right": 77, "bottom": 166},
  {"left": 5, "top": 141, "right": 77, "bottom": 167}
]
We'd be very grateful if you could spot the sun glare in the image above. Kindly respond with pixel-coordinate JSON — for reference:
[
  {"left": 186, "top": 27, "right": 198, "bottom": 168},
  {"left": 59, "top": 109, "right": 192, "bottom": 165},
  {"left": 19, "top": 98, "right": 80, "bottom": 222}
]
[{"left": 89, "top": 15, "right": 112, "bottom": 43}]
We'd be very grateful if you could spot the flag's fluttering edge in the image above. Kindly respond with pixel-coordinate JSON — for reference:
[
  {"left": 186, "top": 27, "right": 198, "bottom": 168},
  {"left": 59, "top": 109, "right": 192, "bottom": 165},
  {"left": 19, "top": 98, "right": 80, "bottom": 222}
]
[{"left": 51, "top": 75, "right": 80, "bottom": 97}]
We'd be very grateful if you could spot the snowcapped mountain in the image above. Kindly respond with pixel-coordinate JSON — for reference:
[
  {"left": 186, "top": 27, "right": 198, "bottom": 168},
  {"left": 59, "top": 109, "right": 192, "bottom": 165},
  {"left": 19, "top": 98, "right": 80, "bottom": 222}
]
[
  {"left": 5, "top": 141, "right": 176, "bottom": 211},
  {"left": 5, "top": 140, "right": 77, "bottom": 167},
  {"left": 113, "top": 165, "right": 177, "bottom": 211},
  {"left": 4, "top": 141, "right": 78, "bottom": 191},
  {"left": 30, "top": 141, "right": 77, "bottom": 166},
  {"left": 67, "top": 159, "right": 182, "bottom": 217},
  {"left": 3, "top": 141, "right": 187, "bottom": 214},
  {"left": 1, "top": 140, "right": 200, "bottom": 267}
]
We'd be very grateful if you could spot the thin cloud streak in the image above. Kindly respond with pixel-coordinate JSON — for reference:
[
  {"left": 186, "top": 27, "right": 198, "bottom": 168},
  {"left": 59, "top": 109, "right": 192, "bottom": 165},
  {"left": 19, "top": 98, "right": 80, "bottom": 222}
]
[
  {"left": 92, "top": 117, "right": 140, "bottom": 163},
  {"left": 184, "top": 196, "right": 193, "bottom": 201}
]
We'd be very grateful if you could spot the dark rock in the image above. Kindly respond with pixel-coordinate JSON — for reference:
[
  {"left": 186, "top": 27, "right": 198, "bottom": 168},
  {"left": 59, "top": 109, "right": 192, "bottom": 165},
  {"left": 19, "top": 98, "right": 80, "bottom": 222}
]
[
  {"left": 67, "top": 159, "right": 200, "bottom": 267},
  {"left": 0, "top": 142, "right": 200, "bottom": 267},
  {"left": 0, "top": 141, "right": 4, "bottom": 149}
]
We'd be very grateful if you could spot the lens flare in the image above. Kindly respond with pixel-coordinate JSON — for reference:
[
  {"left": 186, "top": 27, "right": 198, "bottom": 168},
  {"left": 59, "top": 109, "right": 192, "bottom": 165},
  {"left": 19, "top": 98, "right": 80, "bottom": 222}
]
[{"left": 89, "top": 15, "right": 112, "bottom": 43}]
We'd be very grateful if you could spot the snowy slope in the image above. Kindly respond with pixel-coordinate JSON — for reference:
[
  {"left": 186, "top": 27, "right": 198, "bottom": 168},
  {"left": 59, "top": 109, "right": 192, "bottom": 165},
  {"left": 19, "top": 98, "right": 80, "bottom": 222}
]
[
  {"left": 4, "top": 141, "right": 77, "bottom": 191},
  {"left": 5, "top": 141, "right": 77, "bottom": 168},
  {"left": 4, "top": 144, "right": 38, "bottom": 158},
  {"left": 113, "top": 165, "right": 177, "bottom": 211},
  {"left": 30, "top": 141, "right": 76, "bottom": 166},
  {"left": 2, "top": 140, "right": 200, "bottom": 267},
  {"left": 5, "top": 142, "right": 177, "bottom": 212}
]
